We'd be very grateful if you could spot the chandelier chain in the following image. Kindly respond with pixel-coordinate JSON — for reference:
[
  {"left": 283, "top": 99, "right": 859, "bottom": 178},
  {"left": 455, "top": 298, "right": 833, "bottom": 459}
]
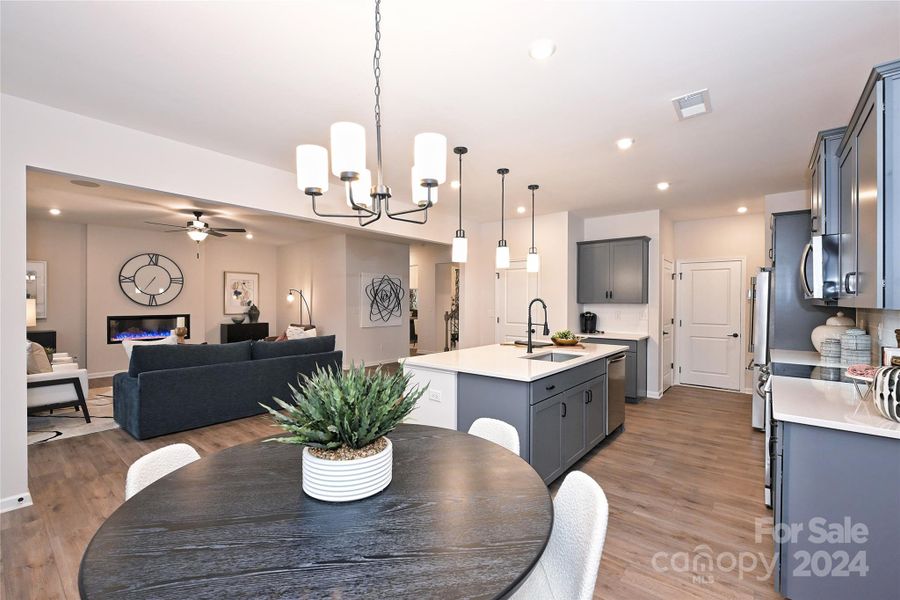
[{"left": 373, "top": 0, "right": 383, "bottom": 185}]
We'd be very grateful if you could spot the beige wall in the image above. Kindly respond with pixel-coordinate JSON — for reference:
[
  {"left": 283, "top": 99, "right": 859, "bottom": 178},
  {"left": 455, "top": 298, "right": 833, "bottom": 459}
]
[
  {"left": 26, "top": 220, "right": 87, "bottom": 367},
  {"left": 673, "top": 213, "right": 767, "bottom": 390}
]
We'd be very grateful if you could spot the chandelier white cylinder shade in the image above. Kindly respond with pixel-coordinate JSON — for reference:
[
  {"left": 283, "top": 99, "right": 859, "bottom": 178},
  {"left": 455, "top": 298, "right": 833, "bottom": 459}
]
[
  {"left": 527, "top": 184, "right": 540, "bottom": 273},
  {"left": 330, "top": 122, "right": 367, "bottom": 177},
  {"left": 347, "top": 169, "right": 373, "bottom": 207},
  {"left": 496, "top": 168, "right": 510, "bottom": 269},
  {"left": 414, "top": 133, "right": 448, "bottom": 184},
  {"left": 452, "top": 146, "right": 468, "bottom": 264},
  {"left": 296, "top": 145, "right": 330, "bottom": 193}
]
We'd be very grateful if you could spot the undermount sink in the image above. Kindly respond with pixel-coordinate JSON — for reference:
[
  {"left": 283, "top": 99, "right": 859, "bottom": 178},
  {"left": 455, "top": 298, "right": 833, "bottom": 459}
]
[{"left": 524, "top": 352, "right": 580, "bottom": 363}]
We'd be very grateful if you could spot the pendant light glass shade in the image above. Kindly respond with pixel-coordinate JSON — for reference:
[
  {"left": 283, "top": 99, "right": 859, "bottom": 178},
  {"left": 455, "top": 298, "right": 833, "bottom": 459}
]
[
  {"left": 188, "top": 229, "right": 209, "bottom": 242},
  {"left": 296, "top": 145, "right": 330, "bottom": 192},
  {"left": 527, "top": 251, "right": 540, "bottom": 273},
  {"left": 414, "top": 133, "right": 448, "bottom": 183},
  {"left": 346, "top": 169, "right": 373, "bottom": 207},
  {"left": 452, "top": 235, "right": 468, "bottom": 263},
  {"left": 330, "top": 122, "right": 366, "bottom": 176},
  {"left": 411, "top": 166, "right": 437, "bottom": 206},
  {"left": 495, "top": 244, "right": 510, "bottom": 269}
]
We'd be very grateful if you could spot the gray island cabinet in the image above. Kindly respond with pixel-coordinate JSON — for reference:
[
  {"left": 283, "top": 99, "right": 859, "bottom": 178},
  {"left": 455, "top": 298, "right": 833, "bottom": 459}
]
[
  {"left": 457, "top": 356, "right": 616, "bottom": 484},
  {"left": 403, "top": 343, "right": 628, "bottom": 485}
]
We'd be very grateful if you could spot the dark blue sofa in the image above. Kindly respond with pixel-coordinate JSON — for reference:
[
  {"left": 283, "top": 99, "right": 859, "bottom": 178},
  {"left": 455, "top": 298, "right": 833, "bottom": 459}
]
[{"left": 113, "top": 336, "right": 341, "bottom": 440}]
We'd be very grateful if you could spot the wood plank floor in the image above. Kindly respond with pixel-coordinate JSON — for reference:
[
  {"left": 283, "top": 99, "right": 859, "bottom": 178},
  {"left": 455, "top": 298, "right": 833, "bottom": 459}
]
[{"left": 2, "top": 385, "right": 782, "bottom": 599}]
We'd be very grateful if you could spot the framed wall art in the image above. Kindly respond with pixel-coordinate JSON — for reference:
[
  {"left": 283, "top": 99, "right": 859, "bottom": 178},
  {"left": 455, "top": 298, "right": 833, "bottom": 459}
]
[{"left": 224, "top": 271, "right": 259, "bottom": 315}]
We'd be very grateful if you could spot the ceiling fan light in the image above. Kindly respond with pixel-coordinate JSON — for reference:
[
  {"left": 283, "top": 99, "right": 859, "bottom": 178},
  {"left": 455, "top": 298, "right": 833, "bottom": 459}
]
[
  {"left": 495, "top": 244, "right": 510, "bottom": 269},
  {"left": 346, "top": 169, "right": 373, "bottom": 207},
  {"left": 296, "top": 144, "right": 330, "bottom": 193},
  {"left": 188, "top": 229, "right": 208, "bottom": 242},
  {"left": 414, "top": 133, "right": 448, "bottom": 184},
  {"left": 330, "top": 122, "right": 366, "bottom": 177}
]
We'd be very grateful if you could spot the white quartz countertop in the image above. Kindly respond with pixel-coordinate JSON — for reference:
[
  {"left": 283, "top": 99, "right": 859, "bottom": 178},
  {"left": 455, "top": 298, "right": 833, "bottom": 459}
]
[
  {"left": 584, "top": 332, "right": 649, "bottom": 341},
  {"left": 401, "top": 343, "right": 629, "bottom": 382},
  {"left": 770, "top": 349, "right": 843, "bottom": 368},
  {"left": 772, "top": 375, "right": 900, "bottom": 440}
]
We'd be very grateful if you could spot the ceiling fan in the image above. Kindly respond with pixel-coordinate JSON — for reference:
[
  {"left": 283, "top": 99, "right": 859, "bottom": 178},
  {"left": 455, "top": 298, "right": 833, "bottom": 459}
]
[{"left": 146, "top": 211, "right": 246, "bottom": 242}]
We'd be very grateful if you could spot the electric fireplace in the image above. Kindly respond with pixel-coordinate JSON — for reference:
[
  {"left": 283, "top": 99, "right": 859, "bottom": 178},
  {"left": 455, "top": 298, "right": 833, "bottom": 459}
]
[{"left": 107, "top": 314, "right": 190, "bottom": 344}]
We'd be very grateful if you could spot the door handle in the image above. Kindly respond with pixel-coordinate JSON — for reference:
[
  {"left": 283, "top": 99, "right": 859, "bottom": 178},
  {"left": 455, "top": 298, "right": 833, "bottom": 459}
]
[
  {"left": 662, "top": 331, "right": 670, "bottom": 335},
  {"left": 545, "top": 384, "right": 555, "bottom": 391},
  {"left": 844, "top": 272, "right": 857, "bottom": 294},
  {"left": 585, "top": 390, "right": 592, "bottom": 404},
  {"left": 800, "top": 241, "right": 813, "bottom": 296},
  {"left": 561, "top": 402, "right": 567, "bottom": 417},
  {"left": 728, "top": 333, "right": 739, "bottom": 338}
]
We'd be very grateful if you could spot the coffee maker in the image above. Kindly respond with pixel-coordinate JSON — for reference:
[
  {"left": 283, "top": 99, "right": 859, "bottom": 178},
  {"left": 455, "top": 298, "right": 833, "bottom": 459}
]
[{"left": 580, "top": 311, "right": 598, "bottom": 334}]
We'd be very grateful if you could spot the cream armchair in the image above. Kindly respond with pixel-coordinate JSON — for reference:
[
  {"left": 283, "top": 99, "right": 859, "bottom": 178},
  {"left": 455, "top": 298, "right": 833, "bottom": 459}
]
[{"left": 27, "top": 365, "right": 91, "bottom": 423}]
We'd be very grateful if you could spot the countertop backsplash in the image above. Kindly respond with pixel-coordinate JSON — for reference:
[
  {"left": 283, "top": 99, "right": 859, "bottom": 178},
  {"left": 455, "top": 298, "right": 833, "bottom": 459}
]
[
  {"left": 855, "top": 308, "right": 900, "bottom": 365},
  {"left": 579, "top": 304, "right": 650, "bottom": 335}
]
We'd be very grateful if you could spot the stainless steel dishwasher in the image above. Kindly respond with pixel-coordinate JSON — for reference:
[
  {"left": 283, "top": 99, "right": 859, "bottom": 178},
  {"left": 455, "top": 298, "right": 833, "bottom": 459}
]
[{"left": 606, "top": 353, "right": 626, "bottom": 434}]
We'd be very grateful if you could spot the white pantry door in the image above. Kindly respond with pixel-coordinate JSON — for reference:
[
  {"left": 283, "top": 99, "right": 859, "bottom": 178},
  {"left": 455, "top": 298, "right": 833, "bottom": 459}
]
[
  {"left": 662, "top": 259, "right": 675, "bottom": 392},
  {"left": 495, "top": 260, "right": 540, "bottom": 343},
  {"left": 676, "top": 259, "right": 743, "bottom": 391}
]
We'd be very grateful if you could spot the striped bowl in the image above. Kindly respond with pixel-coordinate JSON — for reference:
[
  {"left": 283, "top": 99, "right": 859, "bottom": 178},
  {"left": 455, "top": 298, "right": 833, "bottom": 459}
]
[{"left": 301, "top": 438, "right": 392, "bottom": 502}]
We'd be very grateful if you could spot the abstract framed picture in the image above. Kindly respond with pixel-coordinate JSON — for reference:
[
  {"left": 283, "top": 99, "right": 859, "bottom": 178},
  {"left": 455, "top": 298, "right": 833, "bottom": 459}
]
[
  {"left": 361, "top": 272, "right": 404, "bottom": 328},
  {"left": 224, "top": 271, "right": 259, "bottom": 315},
  {"left": 26, "top": 260, "right": 47, "bottom": 319}
]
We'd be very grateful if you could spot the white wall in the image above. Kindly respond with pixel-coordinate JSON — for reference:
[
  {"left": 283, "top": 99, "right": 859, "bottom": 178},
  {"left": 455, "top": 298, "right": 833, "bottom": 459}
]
[
  {"left": 673, "top": 213, "right": 766, "bottom": 391},
  {"left": 582, "top": 210, "right": 662, "bottom": 396},
  {"left": 2, "top": 93, "right": 465, "bottom": 508},
  {"left": 26, "top": 220, "right": 87, "bottom": 367}
]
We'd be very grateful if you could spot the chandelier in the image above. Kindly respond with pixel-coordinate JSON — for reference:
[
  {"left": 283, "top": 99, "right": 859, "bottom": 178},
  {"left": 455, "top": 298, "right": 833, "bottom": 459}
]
[{"left": 295, "top": 0, "right": 447, "bottom": 226}]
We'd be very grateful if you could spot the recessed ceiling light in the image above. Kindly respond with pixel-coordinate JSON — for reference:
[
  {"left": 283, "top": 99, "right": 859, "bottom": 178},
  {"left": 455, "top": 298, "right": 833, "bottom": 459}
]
[
  {"left": 450, "top": 180, "right": 460, "bottom": 189},
  {"left": 517, "top": 206, "right": 526, "bottom": 214},
  {"left": 70, "top": 179, "right": 100, "bottom": 188},
  {"left": 528, "top": 38, "right": 556, "bottom": 60},
  {"left": 245, "top": 233, "right": 254, "bottom": 239},
  {"left": 49, "top": 208, "right": 61, "bottom": 215},
  {"left": 737, "top": 206, "right": 748, "bottom": 214},
  {"left": 616, "top": 138, "right": 635, "bottom": 150},
  {"left": 656, "top": 182, "right": 670, "bottom": 191}
]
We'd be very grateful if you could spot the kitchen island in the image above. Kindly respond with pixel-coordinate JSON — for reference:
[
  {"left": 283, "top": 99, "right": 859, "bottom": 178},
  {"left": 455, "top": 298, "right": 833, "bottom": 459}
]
[{"left": 402, "top": 342, "right": 628, "bottom": 483}]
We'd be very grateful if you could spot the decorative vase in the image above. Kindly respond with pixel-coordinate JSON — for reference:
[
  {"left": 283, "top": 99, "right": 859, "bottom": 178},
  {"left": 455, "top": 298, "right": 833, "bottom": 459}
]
[
  {"left": 873, "top": 367, "right": 900, "bottom": 423},
  {"left": 231, "top": 315, "right": 246, "bottom": 324},
  {"left": 301, "top": 438, "right": 392, "bottom": 502},
  {"left": 246, "top": 304, "right": 260, "bottom": 323},
  {"left": 811, "top": 311, "right": 855, "bottom": 353}
]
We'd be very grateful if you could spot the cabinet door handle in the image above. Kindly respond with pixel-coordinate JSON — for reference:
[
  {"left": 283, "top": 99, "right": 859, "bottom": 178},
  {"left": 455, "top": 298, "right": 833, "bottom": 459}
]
[
  {"left": 585, "top": 390, "right": 592, "bottom": 404},
  {"left": 561, "top": 402, "right": 567, "bottom": 417},
  {"left": 545, "top": 384, "right": 556, "bottom": 391}
]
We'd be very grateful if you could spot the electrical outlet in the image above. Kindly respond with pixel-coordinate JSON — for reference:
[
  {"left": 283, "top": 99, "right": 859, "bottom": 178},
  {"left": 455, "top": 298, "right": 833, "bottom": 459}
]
[{"left": 428, "top": 390, "right": 442, "bottom": 403}]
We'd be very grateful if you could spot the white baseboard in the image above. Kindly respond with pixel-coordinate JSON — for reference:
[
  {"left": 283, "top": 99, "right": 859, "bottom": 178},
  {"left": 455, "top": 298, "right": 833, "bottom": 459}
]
[
  {"left": 88, "top": 370, "right": 125, "bottom": 379},
  {"left": 1, "top": 491, "right": 33, "bottom": 513},
  {"left": 647, "top": 390, "right": 663, "bottom": 399}
]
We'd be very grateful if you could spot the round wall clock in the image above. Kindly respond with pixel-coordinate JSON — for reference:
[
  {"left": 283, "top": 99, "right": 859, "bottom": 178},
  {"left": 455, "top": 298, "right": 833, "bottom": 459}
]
[{"left": 118, "top": 253, "right": 184, "bottom": 307}]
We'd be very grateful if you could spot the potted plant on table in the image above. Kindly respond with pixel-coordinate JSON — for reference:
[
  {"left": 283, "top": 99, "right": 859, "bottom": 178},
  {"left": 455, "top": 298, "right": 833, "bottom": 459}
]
[{"left": 262, "top": 365, "right": 426, "bottom": 502}]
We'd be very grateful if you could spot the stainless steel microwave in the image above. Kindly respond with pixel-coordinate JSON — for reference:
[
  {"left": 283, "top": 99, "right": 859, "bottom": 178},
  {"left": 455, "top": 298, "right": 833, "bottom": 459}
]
[{"left": 801, "top": 234, "right": 840, "bottom": 301}]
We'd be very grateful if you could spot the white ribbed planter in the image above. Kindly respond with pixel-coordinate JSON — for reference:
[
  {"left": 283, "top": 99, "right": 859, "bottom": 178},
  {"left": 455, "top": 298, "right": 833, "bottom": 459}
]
[{"left": 301, "top": 438, "right": 392, "bottom": 502}]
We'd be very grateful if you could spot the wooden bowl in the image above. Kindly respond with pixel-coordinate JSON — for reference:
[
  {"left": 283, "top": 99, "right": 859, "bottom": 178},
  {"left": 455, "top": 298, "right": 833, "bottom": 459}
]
[{"left": 551, "top": 337, "right": 579, "bottom": 346}]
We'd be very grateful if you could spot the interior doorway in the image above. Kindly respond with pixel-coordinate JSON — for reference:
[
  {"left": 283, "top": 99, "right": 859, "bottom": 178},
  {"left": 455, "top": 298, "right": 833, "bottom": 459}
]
[
  {"left": 676, "top": 258, "right": 744, "bottom": 391},
  {"left": 435, "top": 263, "right": 460, "bottom": 352},
  {"left": 662, "top": 259, "right": 675, "bottom": 392},
  {"left": 495, "top": 259, "right": 541, "bottom": 343}
]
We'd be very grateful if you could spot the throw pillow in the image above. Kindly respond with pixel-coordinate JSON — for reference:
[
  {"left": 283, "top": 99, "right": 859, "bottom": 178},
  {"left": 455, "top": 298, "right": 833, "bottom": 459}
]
[
  {"left": 26, "top": 341, "right": 53, "bottom": 374},
  {"left": 285, "top": 325, "right": 311, "bottom": 340}
]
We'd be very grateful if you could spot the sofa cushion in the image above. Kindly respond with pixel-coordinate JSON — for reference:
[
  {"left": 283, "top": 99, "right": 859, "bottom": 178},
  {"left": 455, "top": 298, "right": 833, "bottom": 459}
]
[
  {"left": 251, "top": 335, "right": 335, "bottom": 360},
  {"left": 129, "top": 340, "right": 252, "bottom": 377},
  {"left": 27, "top": 341, "right": 53, "bottom": 374}
]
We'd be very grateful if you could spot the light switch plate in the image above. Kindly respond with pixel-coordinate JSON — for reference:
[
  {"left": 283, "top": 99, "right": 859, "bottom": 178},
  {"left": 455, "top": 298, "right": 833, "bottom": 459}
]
[{"left": 428, "top": 390, "right": 441, "bottom": 403}]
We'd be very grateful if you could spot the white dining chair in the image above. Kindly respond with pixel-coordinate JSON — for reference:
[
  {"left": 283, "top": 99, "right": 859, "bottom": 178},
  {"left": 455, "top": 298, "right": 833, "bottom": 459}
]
[
  {"left": 512, "top": 471, "right": 609, "bottom": 600},
  {"left": 468, "top": 418, "right": 520, "bottom": 456},
  {"left": 125, "top": 443, "right": 201, "bottom": 500}
]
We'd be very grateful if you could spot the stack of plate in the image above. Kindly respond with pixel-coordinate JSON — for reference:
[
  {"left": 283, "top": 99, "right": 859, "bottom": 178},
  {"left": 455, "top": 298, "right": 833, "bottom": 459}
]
[
  {"left": 820, "top": 338, "right": 842, "bottom": 362},
  {"left": 841, "top": 328, "right": 872, "bottom": 365}
]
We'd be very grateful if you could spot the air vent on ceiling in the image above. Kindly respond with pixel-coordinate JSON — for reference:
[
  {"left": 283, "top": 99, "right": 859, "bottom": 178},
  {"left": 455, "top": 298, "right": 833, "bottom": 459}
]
[{"left": 671, "top": 88, "right": 712, "bottom": 120}]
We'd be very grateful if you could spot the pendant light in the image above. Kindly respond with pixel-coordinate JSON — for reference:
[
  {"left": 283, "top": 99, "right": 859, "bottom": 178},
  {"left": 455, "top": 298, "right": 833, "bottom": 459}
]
[
  {"left": 496, "top": 168, "right": 510, "bottom": 269},
  {"left": 451, "top": 146, "right": 468, "bottom": 263},
  {"left": 295, "top": 0, "right": 445, "bottom": 226},
  {"left": 527, "top": 184, "right": 540, "bottom": 273}
]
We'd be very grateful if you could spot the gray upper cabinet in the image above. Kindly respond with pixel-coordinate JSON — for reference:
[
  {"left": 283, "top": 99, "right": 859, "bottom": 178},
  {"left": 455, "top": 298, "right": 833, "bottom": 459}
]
[
  {"left": 577, "top": 236, "right": 650, "bottom": 304},
  {"left": 837, "top": 59, "right": 900, "bottom": 309},
  {"left": 808, "top": 127, "right": 845, "bottom": 236}
]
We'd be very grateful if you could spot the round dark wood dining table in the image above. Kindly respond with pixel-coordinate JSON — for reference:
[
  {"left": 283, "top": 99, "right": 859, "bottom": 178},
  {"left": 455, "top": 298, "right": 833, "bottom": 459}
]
[{"left": 79, "top": 424, "right": 553, "bottom": 599}]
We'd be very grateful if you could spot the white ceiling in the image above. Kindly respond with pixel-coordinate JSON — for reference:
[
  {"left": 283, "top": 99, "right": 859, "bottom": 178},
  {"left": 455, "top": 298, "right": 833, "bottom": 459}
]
[
  {"left": 3, "top": 1, "right": 899, "bottom": 222},
  {"left": 26, "top": 168, "right": 406, "bottom": 246}
]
